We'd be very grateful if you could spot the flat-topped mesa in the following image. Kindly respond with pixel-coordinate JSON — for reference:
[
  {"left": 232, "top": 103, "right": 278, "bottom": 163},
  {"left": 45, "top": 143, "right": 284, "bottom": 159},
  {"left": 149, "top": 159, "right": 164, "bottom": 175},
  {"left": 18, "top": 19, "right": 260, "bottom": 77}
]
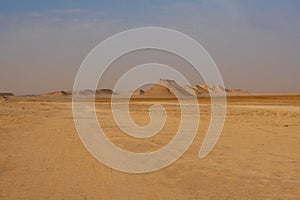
[{"left": 0, "top": 93, "right": 14, "bottom": 97}]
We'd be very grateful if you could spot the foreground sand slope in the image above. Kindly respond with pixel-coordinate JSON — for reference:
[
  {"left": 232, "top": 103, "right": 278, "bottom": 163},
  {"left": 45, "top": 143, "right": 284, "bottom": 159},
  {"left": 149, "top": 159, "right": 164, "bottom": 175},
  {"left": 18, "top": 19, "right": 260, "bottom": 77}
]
[{"left": 0, "top": 95, "right": 299, "bottom": 199}]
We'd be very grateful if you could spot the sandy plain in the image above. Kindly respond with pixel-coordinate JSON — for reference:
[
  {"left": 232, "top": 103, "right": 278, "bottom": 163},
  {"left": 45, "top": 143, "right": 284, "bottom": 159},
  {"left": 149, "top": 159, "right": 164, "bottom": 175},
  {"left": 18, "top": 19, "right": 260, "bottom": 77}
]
[{"left": 0, "top": 95, "right": 299, "bottom": 199}]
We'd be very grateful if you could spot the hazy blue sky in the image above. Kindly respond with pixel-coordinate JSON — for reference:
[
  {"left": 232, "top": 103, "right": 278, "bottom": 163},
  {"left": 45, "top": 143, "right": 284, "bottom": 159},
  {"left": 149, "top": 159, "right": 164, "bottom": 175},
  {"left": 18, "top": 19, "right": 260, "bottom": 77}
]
[{"left": 0, "top": 0, "right": 299, "bottom": 94}]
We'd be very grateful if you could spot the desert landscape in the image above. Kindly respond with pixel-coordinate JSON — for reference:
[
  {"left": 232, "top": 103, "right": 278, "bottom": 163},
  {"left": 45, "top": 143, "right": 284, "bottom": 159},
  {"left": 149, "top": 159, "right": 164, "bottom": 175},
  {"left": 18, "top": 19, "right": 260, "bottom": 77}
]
[
  {"left": 0, "top": 79, "right": 299, "bottom": 199},
  {"left": 1, "top": 1, "right": 299, "bottom": 199}
]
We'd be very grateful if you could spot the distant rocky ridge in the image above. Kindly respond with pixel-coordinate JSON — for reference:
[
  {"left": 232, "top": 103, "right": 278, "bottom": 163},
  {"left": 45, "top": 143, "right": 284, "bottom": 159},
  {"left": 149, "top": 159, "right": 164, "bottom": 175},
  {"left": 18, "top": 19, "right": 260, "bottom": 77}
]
[
  {"left": 45, "top": 91, "right": 71, "bottom": 96},
  {"left": 141, "top": 79, "right": 248, "bottom": 98},
  {"left": 1, "top": 79, "right": 247, "bottom": 99},
  {"left": 45, "top": 89, "right": 114, "bottom": 96}
]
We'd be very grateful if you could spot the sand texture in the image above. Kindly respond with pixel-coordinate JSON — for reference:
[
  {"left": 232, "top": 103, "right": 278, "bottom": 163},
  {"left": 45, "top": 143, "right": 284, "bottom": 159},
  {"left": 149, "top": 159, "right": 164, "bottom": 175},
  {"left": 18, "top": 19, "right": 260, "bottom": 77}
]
[{"left": 0, "top": 95, "right": 299, "bottom": 199}]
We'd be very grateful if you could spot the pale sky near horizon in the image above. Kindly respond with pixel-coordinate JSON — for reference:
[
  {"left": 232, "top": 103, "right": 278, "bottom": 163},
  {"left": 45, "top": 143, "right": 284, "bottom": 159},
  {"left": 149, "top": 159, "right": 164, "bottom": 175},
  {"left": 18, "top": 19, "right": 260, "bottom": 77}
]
[{"left": 0, "top": 0, "right": 299, "bottom": 95}]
